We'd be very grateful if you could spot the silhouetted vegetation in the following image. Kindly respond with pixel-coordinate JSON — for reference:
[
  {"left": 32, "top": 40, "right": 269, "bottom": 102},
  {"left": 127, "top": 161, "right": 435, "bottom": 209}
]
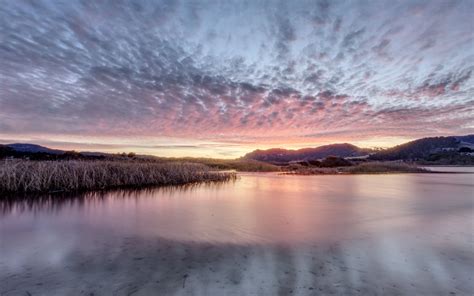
[
  {"left": 458, "top": 147, "right": 473, "bottom": 153},
  {"left": 0, "top": 160, "right": 236, "bottom": 194},
  {"left": 418, "top": 151, "right": 474, "bottom": 165},
  {"left": 307, "top": 159, "right": 322, "bottom": 166},
  {"left": 320, "top": 156, "right": 352, "bottom": 167}
]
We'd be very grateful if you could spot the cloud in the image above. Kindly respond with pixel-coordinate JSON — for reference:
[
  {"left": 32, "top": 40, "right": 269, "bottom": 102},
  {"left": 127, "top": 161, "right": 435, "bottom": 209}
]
[
  {"left": 385, "top": 69, "right": 473, "bottom": 99},
  {"left": 342, "top": 28, "right": 366, "bottom": 49},
  {"left": 0, "top": 0, "right": 473, "bottom": 156}
]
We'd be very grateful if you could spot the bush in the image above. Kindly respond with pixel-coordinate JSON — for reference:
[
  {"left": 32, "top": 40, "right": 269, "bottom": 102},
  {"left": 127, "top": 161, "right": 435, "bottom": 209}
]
[
  {"left": 307, "top": 159, "right": 321, "bottom": 166},
  {"left": 320, "top": 156, "right": 352, "bottom": 167}
]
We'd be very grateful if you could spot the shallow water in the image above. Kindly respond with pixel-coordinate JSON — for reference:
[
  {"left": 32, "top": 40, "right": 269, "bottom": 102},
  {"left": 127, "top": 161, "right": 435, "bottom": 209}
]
[{"left": 1, "top": 172, "right": 473, "bottom": 295}]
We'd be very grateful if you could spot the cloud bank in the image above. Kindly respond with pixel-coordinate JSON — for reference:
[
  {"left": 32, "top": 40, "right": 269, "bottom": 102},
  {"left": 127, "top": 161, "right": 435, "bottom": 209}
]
[{"left": 0, "top": 0, "right": 473, "bottom": 156}]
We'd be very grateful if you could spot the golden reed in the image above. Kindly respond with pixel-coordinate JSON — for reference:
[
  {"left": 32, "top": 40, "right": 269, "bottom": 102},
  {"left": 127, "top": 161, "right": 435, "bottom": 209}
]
[{"left": 0, "top": 160, "right": 236, "bottom": 193}]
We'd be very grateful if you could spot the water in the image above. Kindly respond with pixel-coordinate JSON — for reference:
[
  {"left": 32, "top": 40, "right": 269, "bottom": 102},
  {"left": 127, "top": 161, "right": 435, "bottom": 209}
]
[{"left": 1, "top": 171, "right": 473, "bottom": 295}]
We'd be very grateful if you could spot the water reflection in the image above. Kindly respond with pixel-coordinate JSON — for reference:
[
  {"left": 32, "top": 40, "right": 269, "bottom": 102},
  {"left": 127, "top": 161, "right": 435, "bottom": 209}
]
[
  {"left": 0, "top": 181, "right": 234, "bottom": 215},
  {"left": 1, "top": 172, "right": 473, "bottom": 244},
  {"left": 1, "top": 172, "right": 473, "bottom": 295}
]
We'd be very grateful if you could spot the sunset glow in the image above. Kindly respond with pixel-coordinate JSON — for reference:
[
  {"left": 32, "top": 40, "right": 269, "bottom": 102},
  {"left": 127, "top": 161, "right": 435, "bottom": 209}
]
[{"left": 1, "top": 0, "right": 473, "bottom": 157}]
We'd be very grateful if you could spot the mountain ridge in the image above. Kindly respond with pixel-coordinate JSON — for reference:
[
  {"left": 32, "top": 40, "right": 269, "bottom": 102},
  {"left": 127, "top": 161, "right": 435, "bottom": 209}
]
[
  {"left": 243, "top": 135, "right": 474, "bottom": 164},
  {"left": 1, "top": 134, "right": 473, "bottom": 164},
  {"left": 242, "top": 143, "right": 372, "bottom": 164},
  {"left": 6, "top": 143, "right": 65, "bottom": 155},
  {"left": 369, "top": 135, "right": 474, "bottom": 161}
]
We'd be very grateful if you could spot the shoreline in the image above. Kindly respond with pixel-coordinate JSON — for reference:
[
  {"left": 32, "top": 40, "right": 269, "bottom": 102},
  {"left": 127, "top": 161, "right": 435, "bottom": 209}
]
[
  {"left": 1, "top": 160, "right": 472, "bottom": 195},
  {"left": 278, "top": 162, "right": 428, "bottom": 175},
  {"left": 280, "top": 170, "right": 465, "bottom": 176}
]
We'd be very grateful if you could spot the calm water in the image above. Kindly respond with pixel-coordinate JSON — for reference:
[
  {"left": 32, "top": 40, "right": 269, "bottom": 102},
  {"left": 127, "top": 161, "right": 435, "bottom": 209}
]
[{"left": 1, "top": 171, "right": 473, "bottom": 295}]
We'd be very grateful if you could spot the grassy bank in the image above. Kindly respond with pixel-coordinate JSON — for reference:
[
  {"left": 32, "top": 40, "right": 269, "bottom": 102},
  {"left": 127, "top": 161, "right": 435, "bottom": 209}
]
[
  {"left": 0, "top": 160, "right": 236, "bottom": 194},
  {"left": 285, "top": 162, "right": 429, "bottom": 175},
  {"left": 152, "top": 157, "right": 280, "bottom": 172}
]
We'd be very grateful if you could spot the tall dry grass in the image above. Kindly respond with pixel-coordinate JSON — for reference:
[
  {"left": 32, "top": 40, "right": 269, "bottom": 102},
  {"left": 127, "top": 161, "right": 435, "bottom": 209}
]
[
  {"left": 285, "top": 161, "right": 428, "bottom": 175},
  {"left": 343, "top": 162, "right": 427, "bottom": 174},
  {"left": 0, "top": 160, "right": 236, "bottom": 193}
]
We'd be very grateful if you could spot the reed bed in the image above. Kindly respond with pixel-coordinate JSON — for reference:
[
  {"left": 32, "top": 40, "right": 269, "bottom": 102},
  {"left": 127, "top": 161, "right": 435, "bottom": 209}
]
[
  {"left": 343, "top": 162, "right": 428, "bottom": 174},
  {"left": 0, "top": 160, "right": 237, "bottom": 193}
]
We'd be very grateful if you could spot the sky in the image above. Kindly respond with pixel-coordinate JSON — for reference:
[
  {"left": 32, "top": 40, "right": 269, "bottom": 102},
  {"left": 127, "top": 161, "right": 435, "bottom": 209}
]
[{"left": 0, "top": 0, "right": 473, "bottom": 158}]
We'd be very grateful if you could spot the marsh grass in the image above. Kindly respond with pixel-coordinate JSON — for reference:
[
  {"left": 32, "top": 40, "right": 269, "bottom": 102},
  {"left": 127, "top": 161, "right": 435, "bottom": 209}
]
[
  {"left": 343, "top": 162, "right": 428, "bottom": 174},
  {"left": 286, "top": 162, "right": 429, "bottom": 175},
  {"left": 0, "top": 160, "right": 236, "bottom": 193},
  {"left": 154, "top": 157, "right": 280, "bottom": 172}
]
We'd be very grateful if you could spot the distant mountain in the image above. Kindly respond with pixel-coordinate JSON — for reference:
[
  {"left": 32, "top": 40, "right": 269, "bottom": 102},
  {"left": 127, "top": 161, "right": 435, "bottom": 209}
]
[
  {"left": 0, "top": 143, "right": 107, "bottom": 160},
  {"left": 0, "top": 143, "right": 150, "bottom": 161},
  {"left": 2, "top": 135, "right": 473, "bottom": 164},
  {"left": 243, "top": 143, "right": 371, "bottom": 164},
  {"left": 5, "top": 144, "right": 120, "bottom": 158},
  {"left": 7, "top": 143, "right": 65, "bottom": 155},
  {"left": 242, "top": 135, "right": 474, "bottom": 165},
  {"left": 369, "top": 135, "right": 474, "bottom": 161}
]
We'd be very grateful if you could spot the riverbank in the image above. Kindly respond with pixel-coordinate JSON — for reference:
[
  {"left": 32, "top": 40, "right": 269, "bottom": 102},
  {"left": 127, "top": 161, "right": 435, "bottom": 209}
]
[
  {"left": 283, "top": 162, "right": 430, "bottom": 175},
  {"left": 0, "top": 160, "right": 236, "bottom": 194}
]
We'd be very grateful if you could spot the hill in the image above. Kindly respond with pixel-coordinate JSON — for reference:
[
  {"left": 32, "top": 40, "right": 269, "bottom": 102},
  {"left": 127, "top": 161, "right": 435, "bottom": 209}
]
[
  {"left": 6, "top": 143, "right": 65, "bottom": 154},
  {"left": 0, "top": 144, "right": 105, "bottom": 160},
  {"left": 242, "top": 135, "right": 474, "bottom": 165},
  {"left": 242, "top": 143, "right": 371, "bottom": 164},
  {"left": 369, "top": 136, "right": 474, "bottom": 162}
]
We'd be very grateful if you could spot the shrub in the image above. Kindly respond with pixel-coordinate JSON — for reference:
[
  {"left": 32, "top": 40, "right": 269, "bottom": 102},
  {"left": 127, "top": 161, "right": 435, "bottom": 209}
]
[{"left": 320, "top": 156, "right": 352, "bottom": 167}]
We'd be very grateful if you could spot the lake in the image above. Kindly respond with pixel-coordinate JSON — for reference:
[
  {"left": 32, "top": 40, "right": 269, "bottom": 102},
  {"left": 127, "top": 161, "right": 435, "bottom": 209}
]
[{"left": 1, "top": 170, "right": 473, "bottom": 295}]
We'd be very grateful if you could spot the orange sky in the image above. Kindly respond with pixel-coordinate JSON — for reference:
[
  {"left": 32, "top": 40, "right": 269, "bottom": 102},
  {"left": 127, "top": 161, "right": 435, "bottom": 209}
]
[{"left": 0, "top": 133, "right": 416, "bottom": 159}]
